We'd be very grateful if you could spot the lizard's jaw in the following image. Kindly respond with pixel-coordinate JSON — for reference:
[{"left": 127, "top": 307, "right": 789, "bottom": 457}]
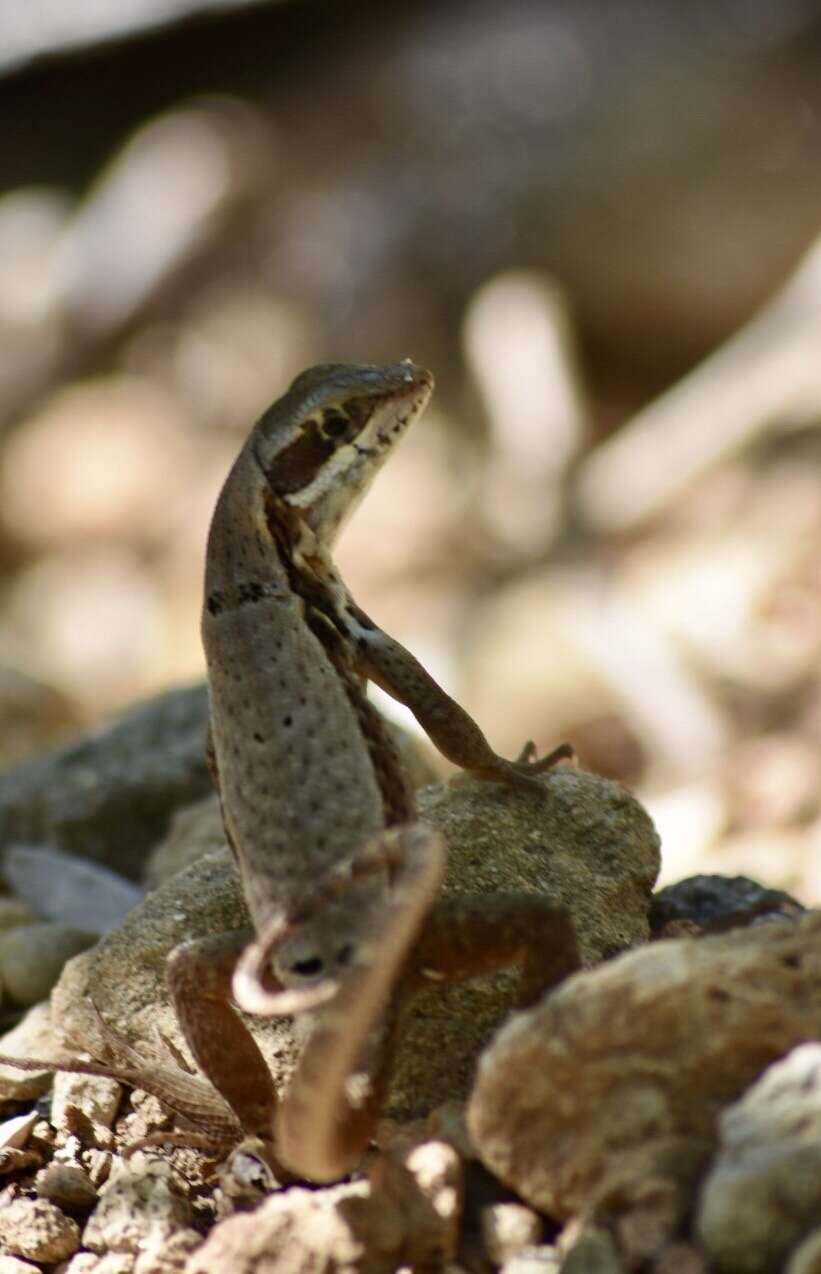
[{"left": 287, "top": 372, "right": 433, "bottom": 545}]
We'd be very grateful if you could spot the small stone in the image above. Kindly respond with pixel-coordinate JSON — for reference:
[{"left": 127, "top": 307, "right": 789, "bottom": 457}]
[
  {"left": 214, "top": 1138, "right": 278, "bottom": 1217},
  {"left": 0, "top": 1254, "right": 51, "bottom": 1274},
  {"left": 404, "top": 1140, "right": 463, "bottom": 1264},
  {"left": 36, "top": 1161, "right": 98, "bottom": 1211},
  {"left": 696, "top": 1042, "right": 821, "bottom": 1272},
  {"left": 0, "top": 1195, "right": 80, "bottom": 1262},
  {"left": 0, "top": 1110, "right": 38, "bottom": 1150},
  {"left": 0, "top": 1001, "right": 60, "bottom": 1099},
  {"left": 560, "top": 1225, "right": 624, "bottom": 1273},
  {"left": 132, "top": 1228, "right": 202, "bottom": 1273},
  {"left": 481, "top": 1202, "right": 542, "bottom": 1263},
  {"left": 143, "top": 795, "right": 225, "bottom": 890},
  {"left": 83, "top": 1153, "right": 193, "bottom": 1255},
  {"left": 500, "top": 1248, "right": 561, "bottom": 1274},
  {"left": 70, "top": 1256, "right": 133, "bottom": 1274},
  {"left": 0, "top": 1147, "right": 42, "bottom": 1177},
  {"left": 57, "top": 1255, "right": 105, "bottom": 1274},
  {"left": 85, "top": 1149, "right": 114, "bottom": 1187},
  {"left": 185, "top": 1182, "right": 369, "bottom": 1274},
  {"left": 649, "top": 873, "right": 803, "bottom": 933},
  {"left": 52, "top": 1071, "right": 122, "bottom": 1144},
  {"left": 95, "top": 1258, "right": 136, "bottom": 1274},
  {"left": 786, "top": 1229, "right": 821, "bottom": 1274},
  {"left": 0, "top": 898, "right": 38, "bottom": 932},
  {"left": 0, "top": 922, "right": 97, "bottom": 1005}
]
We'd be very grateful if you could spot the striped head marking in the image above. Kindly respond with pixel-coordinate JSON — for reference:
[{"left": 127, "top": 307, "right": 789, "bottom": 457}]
[{"left": 252, "top": 361, "right": 433, "bottom": 545}]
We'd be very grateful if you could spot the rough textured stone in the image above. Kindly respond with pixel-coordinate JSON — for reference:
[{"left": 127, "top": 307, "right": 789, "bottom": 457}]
[
  {"left": 35, "top": 1161, "right": 98, "bottom": 1211},
  {"left": 52, "top": 1071, "right": 123, "bottom": 1144},
  {"left": 650, "top": 873, "right": 804, "bottom": 933},
  {"left": 184, "top": 1181, "right": 375, "bottom": 1274},
  {"left": 0, "top": 1255, "right": 55, "bottom": 1274},
  {"left": 51, "top": 767, "right": 658, "bottom": 1123},
  {"left": 481, "top": 1202, "right": 542, "bottom": 1264},
  {"left": 82, "top": 1153, "right": 193, "bottom": 1254},
  {"left": 133, "top": 1228, "right": 202, "bottom": 1273},
  {"left": 0, "top": 683, "right": 212, "bottom": 880},
  {"left": 143, "top": 795, "right": 227, "bottom": 891},
  {"left": 0, "top": 1195, "right": 80, "bottom": 1262},
  {"left": 696, "top": 1043, "right": 821, "bottom": 1273},
  {"left": 0, "top": 1001, "right": 61, "bottom": 1100},
  {"left": 391, "top": 767, "right": 658, "bottom": 1116},
  {"left": 468, "top": 912, "right": 821, "bottom": 1219}
]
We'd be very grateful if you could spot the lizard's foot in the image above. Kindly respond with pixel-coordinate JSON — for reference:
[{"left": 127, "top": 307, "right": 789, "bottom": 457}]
[
  {"left": 467, "top": 739, "right": 575, "bottom": 794},
  {"left": 514, "top": 738, "right": 575, "bottom": 769}
]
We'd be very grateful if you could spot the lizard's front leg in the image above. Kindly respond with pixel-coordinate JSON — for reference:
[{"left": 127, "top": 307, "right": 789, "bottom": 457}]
[{"left": 348, "top": 612, "right": 573, "bottom": 789}]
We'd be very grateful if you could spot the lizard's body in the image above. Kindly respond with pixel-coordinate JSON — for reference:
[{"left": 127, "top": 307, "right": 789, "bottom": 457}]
[{"left": 1, "top": 363, "right": 579, "bottom": 1182}]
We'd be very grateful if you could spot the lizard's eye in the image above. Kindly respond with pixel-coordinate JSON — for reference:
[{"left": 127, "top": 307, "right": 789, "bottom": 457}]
[
  {"left": 322, "top": 410, "right": 352, "bottom": 439},
  {"left": 291, "top": 955, "right": 324, "bottom": 978}
]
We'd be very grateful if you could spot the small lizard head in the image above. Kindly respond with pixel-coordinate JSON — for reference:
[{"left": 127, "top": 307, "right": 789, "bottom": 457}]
[
  {"left": 252, "top": 361, "right": 433, "bottom": 544},
  {"left": 233, "top": 876, "right": 390, "bottom": 1017}
]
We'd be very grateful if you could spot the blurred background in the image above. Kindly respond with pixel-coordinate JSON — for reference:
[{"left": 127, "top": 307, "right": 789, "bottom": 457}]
[{"left": 1, "top": 0, "right": 821, "bottom": 900}]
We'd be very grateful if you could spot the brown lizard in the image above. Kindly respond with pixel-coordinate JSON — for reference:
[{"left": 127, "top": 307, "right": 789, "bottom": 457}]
[{"left": 0, "top": 362, "right": 579, "bottom": 1182}]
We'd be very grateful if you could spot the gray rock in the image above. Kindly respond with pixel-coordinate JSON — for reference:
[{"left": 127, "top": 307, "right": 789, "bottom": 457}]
[
  {"left": 51, "top": 766, "right": 658, "bottom": 1128},
  {"left": 0, "top": 922, "right": 97, "bottom": 1006},
  {"left": 0, "top": 683, "right": 212, "bottom": 881},
  {"left": 468, "top": 912, "right": 821, "bottom": 1221},
  {"left": 2, "top": 844, "right": 141, "bottom": 933},
  {"left": 52, "top": 847, "right": 298, "bottom": 1099},
  {"left": 143, "top": 794, "right": 227, "bottom": 890},
  {"left": 696, "top": 1043, "right": 821, "bottom": 1273},
  {"left": 650, "top": 873, "right": 804, "bottom": 933}
]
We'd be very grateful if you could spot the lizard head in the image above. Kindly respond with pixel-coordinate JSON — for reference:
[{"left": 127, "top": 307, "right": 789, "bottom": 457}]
[
  {"left": 251, "top": 361, "right": 433, "bottom": 544},
  {"left": 233, "top": 878, "right": 387, "bottom": 1017}
]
